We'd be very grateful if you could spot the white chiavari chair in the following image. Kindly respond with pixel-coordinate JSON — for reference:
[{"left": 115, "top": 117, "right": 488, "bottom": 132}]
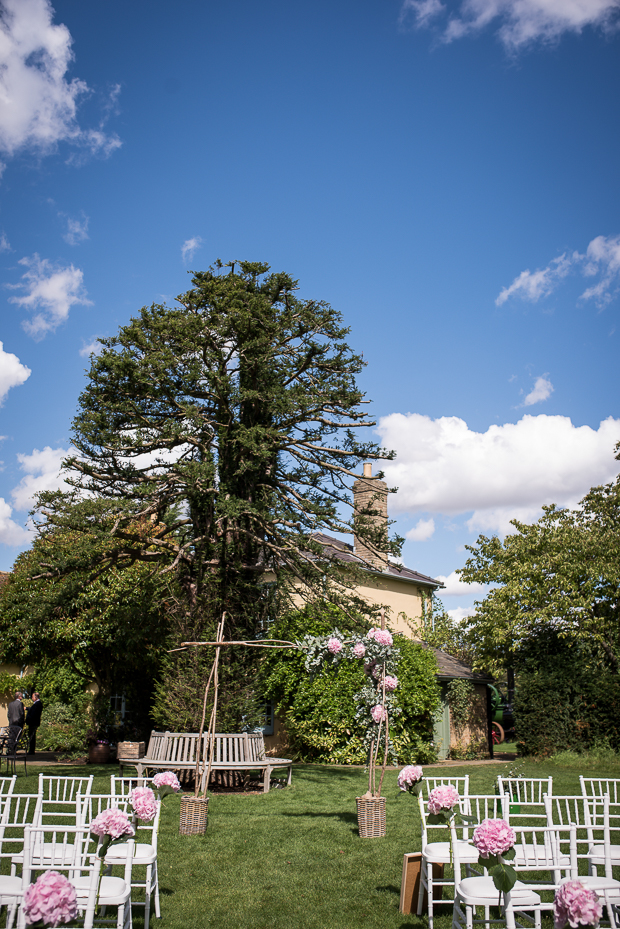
[{"left": 496, "top": 778, "right": 552, "bottom": 825}]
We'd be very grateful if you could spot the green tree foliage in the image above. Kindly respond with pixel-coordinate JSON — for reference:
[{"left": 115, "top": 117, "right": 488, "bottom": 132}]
[
  {"left": 458, "top": 468, "right": 620, "bottom": 672},
  {"left": 0, "top": 514, "right": 170, "bottom": 708},
  {"left": 33, "top": 261, "right": 399, "bottom": 730},
  {"left": 421, "top": 595, "right": 481, "bottom": 669},
  {"left": 260, "top": 604, "right": 440, "bottom": 763}
]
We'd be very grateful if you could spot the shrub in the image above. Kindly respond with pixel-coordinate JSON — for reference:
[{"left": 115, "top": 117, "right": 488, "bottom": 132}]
[
  {"left": 261, "top": 604, "right": 440, "bottom": 764},
  {"left": 37, "top": 698, "right": 92, "bottom": 754}
]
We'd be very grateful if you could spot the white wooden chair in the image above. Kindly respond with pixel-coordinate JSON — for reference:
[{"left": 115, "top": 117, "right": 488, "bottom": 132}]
[
  {"left": 417, "top": 789, "right": 479, "bottom": 928},
  {"left": 0, "top": 790, "right": 30, "bottom": 929},
  {"left": 18, "top": 824, "right": 134, "bottom": 929},
  {"left": 422, "top": 775, "right": 470, "bottom": 799},
  {"left": 580, "top": 777, "right": 620, "bottom": 875},
  {"left": 496, "top": 778, "right": 552, "bottom": 825},
  {"left": 450, "top": 820, "right": 543, "bottom": 929},
  {"left": 110, "top": 776, "right": 148, "bottom": 799}
]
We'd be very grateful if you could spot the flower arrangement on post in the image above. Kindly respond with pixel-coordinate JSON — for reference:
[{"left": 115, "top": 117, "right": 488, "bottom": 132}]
[
  {"left": 23, "top": 871, "right": 77, "bottom": 928},
  {"left": 298, "top": 612, "right": 401, "bottom": 806},
  {"left": 554, "top": 881, "right": 602, "bottom": 929},
  {"left": 152, "top": 771, "right": 182, "bottom": 800},
  {"left": 397, "top": 765, "right": 424, "bottom": 796},
  {"left": 472, "top": 819, "right": 517, "bottom": 901}
]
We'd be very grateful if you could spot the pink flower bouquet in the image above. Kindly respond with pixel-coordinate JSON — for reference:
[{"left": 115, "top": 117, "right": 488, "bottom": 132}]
[
  {"left": 472, "top": 819, "right": 518, "bottom": 896},
  {"left": 23, "top": 871, "right": 77, "bottom": 927},
  {"left": 554, "top": 881, "right": 602, "bottom": 929},
  {"left": 428, "top": 785, "right": 460, "bottom": 816},
  {"left": 327, "top": 637, "right": 343, "bottom": 655},
  {"left": 371, "top": 704, "right": 387, "bottom": 723},
  {"left": 129, "top": 786, "right": 158, "bottom": 822},
  {"left": 152, "top": 771, "right": 181, "bottom": 792},
  {"left": 90, "top": 807, "right": 135, "bottom": 858},
  {"left": 397, "top": 765, "right": 423, "bottom": 795}
]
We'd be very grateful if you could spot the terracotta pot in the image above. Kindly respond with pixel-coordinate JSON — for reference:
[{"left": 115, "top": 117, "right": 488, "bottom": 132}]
[{"left": 88, "top": 743, "right": 111, "bottom": 764}]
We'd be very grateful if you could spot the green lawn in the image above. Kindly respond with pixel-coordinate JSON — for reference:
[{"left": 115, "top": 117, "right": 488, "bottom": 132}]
[{"left": 8, "top": 757, "right": 620, "bottom": 929}]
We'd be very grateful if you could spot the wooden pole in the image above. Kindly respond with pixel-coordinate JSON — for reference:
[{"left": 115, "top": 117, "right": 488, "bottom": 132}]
[
  {"left": 193, "top": 615, "right": 225, "bottom": 798},
  {"left": 202, "top": 620, "right": 224, "bottom": 797}
]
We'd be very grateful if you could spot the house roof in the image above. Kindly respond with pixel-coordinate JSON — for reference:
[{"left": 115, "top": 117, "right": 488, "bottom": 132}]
[
  {"left": 309, "top": 532, "right": 443, "bottom": 590},
  {"left": 420, "top": 642, "right": 492, "bottom": 683}
]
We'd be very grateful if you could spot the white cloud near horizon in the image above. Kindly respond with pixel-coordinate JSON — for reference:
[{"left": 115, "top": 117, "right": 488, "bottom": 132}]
[
  {"left": 497, "top": 234, "right": 620, "bottom": 309},
  {"left": 8, "top": 253, "right": 92, "bottom": 338},
  {"left": 0, "top": 0, "right": 121, "bottom": 163},
  {"left": 447, "top": 606, "right": 477, "bottom": 622},
  {"left": 0, "top": 342, "right": 31, "bottom": 404},
  {"left": 400, "top": 0, "right": 620, "bottom": 51},
  {"left": 406, "top": 517, "right": 436, "bottom": 541},
  {"left": 378, "top": 412, "right": 620, "bottom": 535},
  {"left": 0, "top": 497, "right": 29, "bottom": 546},
  {"left": 79, "top": 337, "right": 102, "bottom": 358},
  {"left": 436, "top": 569, "right": 485, "bottom": 597},
  {"left": 62, "top": 212, "right": 89, "bottom": 245},
  {"left": 181, "top": 237, "right": 203, "bottom": 263},
  {"left": 11, "top": 445, "right": 71, "bottom": 511},
  {"left": 523, "top": 374, "right": 553, "bottom": 406}
]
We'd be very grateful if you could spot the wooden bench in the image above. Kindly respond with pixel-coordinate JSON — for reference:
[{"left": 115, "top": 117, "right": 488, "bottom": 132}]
[{"left": 117, "top": 731, "right": 292, "bottom": 794}]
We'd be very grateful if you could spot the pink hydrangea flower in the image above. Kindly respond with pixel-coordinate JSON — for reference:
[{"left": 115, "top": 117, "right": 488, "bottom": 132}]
[
  {"left": 90, "top": 807, "right": 135, "bottom": 840},
  {"left": 398, "top": 765, "right": 423, "bottom": 790},
  {"left": 152, "top": 771, "right": 181, "bottom": 791},
  {"left": 473, "top": 819, "right": 516, "bottom": 858},
  {"left": 373, "top": 629, "right": 393, "bottom": 647},
  {"left": 384, "top": 675, "right": 398, "bottom": 692},
  {"left": 129, "top": 786, "right": 158, "bottom": 822},
  {"left": 367, "top": 628, "right": 377, "bottom": 640},
  {"left": 554, "top": 881, "right": 602, "bottom": 929},
  {"left": 327, "top": 637, "right": 343, "bottom": 655},
  {"left": 352, "top": 642, "right": 366, "bottom": 658},
  {"left": 428, "top": 785, "right": 460, "bottom": 815},
  {"left": 23, "top": 870, "right": 78, "bottom": 927},
  {"left": 371, "top": 704, "right": 387, "bottom": 723}
]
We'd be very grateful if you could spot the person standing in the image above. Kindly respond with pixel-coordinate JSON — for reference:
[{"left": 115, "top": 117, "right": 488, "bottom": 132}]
[
  {"left": 26, "top": 692, "right": 43, "bottom": 755},
  {"left": 6, "top": 691, "right": 24, "bottom": 753}
]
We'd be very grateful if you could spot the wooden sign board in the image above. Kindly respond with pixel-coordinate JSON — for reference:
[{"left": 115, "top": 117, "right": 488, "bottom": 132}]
[{"left": 399, "top": 854, "right": 444, "bottom": 915}]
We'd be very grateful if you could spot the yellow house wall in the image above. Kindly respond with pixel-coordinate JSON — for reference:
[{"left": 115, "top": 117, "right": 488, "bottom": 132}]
[{"left": 0, "top": 664, "right": 32, "bottom": 727}]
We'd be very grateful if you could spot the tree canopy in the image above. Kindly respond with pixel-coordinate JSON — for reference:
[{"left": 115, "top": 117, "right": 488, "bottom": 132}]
[{"left": 458, "top": 462, "right": 620, "bottom": 673}]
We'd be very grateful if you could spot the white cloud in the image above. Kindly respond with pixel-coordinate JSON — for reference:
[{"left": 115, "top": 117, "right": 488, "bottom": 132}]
[
  {"left": 406, "top": 517, "right": 435, "bottom": 541},
  {"left": 0, "top": 0, "right": 121, "bottom": 161},
  {"left": 497, "top": 234, "right": 620, "bottom": 309},
  {"left": 0, "top": 232, "right": 11, "bottom": 251},
  {"left": 181, "top": 237, "right": 203, "bottom": 263},
  {"left": 62, "top": 212, "right": 89, "bottom": 245},
  {"left": 401, "top": 0, "right": 620, "bottom": 50},
  {"left": 523, "top": 374, "right": 553, "bottom": 406},
  {"left": 436, "top": 570, "right": 485, "bottom": 596},
  {"left": 79, "top": 337, "right": 102, "bottom": 358},
  {"left": 0, "top": 497, "right": 29, "bottom": 545},
  {"left": 378, "top": 412, "right": 620, "bottom": 535},
  {"left": 0, "top": 341, "right": 31, "bottom": 404},
  {"left": 8, "top": 253, "right": 92, "bottom": 338},
  {"left": 11, "top": 445, "right": 70, "bottom": 511},
  {"left": 447, "top": 606, "right": 477, "bottom": 622}
]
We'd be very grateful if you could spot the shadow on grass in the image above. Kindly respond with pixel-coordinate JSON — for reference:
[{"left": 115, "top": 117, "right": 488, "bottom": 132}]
[{"left": 280, "top": 811, "right": 358, "bottom": 825}]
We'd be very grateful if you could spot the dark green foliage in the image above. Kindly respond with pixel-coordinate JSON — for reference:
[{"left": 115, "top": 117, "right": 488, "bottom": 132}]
[
  {"left": 28, "top": 656, "right": 92, "bottom": 707},
  {"left": 261, "top": 604, "right": 440, "bottom": 763},
  {"left": 513, "top": 631, "right": 620, "bottom": 756},
  {"left": 37, "top": 699, "right": 91, "bottom": 754},
  {"left": 421, "top": 595, "right": 481, "bottom": 670}
]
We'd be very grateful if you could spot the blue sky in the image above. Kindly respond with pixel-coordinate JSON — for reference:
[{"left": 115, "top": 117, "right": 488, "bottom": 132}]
[{"left": 1, "top": 0, "right": 619, "bottom": 620}]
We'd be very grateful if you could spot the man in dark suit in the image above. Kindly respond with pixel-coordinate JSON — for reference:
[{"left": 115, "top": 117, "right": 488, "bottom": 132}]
[
  {"left": 7, "top": 691, "right": 24, "bottom": 753},
  {"left": 26, "top": 692, "right": 43, "bottom": 755}
]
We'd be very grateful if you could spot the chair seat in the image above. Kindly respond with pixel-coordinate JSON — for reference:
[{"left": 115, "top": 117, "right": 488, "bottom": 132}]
[
  {"left": 458, "top": 877, "right": 541, "bottom": 906},
  {"left": 588, "top": 845, "right": 620, "bottom": 865},
  {"left": 73, "top": 876, "right": 130, "bottom": 905},
  {"left": 424, "top": 841, "right": 479, "bottom": 864},
  {"left": 578, "top": 876, "right": 620, "bottom": 899},
  {"left": 0, "top": 875, "right": 22, "bottom": 899},
  {"left": 12, "top": 842, "right": 76, "bottom": 867},
  {"left": 105, "top": 841, "right": 156, "bottom": 865},
  {"left": 514, "top": 846, "right": 571, "bottom": 868}
]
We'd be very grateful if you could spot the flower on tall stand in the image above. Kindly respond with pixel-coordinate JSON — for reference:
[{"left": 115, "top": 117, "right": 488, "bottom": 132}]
[
  {"left": 152, "top": 770, "right": 182, "bottom": 799},
  {"left": 554, "top": 881, "right": 602, "bottom": 929},
  {"left": 472, "top": 818, "right": 517, "bottom": 902},
  {"left": 298, "top": 613, "right": 402, "bottom": 801},
  {"left": 23, "top": 871, "right": 77, "bottom": 927},
  {"left": 397, "top": 765, "right": 424, "bottom": 796}
]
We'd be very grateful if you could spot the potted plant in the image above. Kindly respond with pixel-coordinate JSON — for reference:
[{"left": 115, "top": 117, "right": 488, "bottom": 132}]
[{"left": 87, "top": 734, "right": 111, "bottom": 764}]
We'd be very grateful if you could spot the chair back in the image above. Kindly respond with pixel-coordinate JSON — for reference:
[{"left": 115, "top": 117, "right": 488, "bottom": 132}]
[
  {"left": 0, "top": 776, "right": 16, "bottom": 797},
  {"left": 496, "top": 777, "right": 552, "bottom": 823},
  {"left": 580, "top": 777, "right": 620, "bottom": 804},
  {"left": 422, "top": 775, "right": 469, "bottom": 799},
  {"left": 110, "top": 776, "right": 148, "bottom": 798},
  {"left": 582, "top": 793, "right": 614, "bottom": 879},
  {"left": 544, "top": 794, "right": 585, "bottom": 828},
  {"left": 511, "top": 822, "right": 577, "bottom": 884}
]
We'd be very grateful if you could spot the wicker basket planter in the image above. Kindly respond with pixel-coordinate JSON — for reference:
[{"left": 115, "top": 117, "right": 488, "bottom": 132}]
[
  {"left": 356, "top": 796, "right": 386, "bottom": 838},
  {"left": 179, "top": 795, "right": 209, "bottom": 835},
  {"left": 117, "top": 741, "right": 145, "bottom": 759}
]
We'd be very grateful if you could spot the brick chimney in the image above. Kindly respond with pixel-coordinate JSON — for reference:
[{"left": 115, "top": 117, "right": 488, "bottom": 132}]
[{"left": 353, "top": 463, "right": 388, "bottom": 571}]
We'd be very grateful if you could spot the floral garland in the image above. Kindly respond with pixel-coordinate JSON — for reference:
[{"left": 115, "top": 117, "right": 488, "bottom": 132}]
[{"left": 297, "top": 625, "right": 401, "bottom": 798}]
